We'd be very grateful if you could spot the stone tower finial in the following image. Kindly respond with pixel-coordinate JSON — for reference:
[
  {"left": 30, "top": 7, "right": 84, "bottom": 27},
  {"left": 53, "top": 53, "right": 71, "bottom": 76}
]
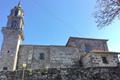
[
  {"left": 9, "top": 0, "right": 24, "bottom": 17},
  {"left": 18, "top": 0, "right": 22, "bottom": 7}
]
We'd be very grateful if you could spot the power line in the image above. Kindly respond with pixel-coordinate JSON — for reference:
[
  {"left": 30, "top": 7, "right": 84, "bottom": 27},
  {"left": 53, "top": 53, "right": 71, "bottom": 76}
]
[{"left": 30, "top": 0, "right": 81, "bottom": 36}]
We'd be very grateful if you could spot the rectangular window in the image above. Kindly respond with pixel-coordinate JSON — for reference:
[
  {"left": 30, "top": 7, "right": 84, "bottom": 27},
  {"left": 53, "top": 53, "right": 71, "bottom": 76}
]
[
  {"left": 3, "top": 67, "right": 7, "bottom": 70},
  {"left": 102, "top": 57, "right": 108, "bottom": 64},
  {"left": 39, "top": 53, "right": 45, "bottom": 60}
]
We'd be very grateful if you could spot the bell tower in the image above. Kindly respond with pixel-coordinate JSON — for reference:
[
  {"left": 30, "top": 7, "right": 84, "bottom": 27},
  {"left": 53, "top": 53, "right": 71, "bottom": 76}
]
[{"left": 0, "top": 1, "right": 24, "bottom": 71}]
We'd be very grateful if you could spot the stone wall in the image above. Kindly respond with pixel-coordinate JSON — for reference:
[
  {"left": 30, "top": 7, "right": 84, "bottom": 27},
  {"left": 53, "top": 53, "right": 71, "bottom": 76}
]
[
  {"left": 0, "top": 67, "right": 120, "bottom": 80},
  {"left": 17, "top": 45, "right": 81, "bottom": 69},
  {"left": 17, "top": 45, "right": 50, "bottom": 70},
  {"left": 49, "top": 46, "right": 80, "bottom": 68},
  {"left": 0, "top": 28, "right": 22, "bottom": 71},
  {"left": 82, "top": 52, "right": 119, "bottom": 68},
  {"left": 66, "top": 37, "right": 108, "bottom": 52}
]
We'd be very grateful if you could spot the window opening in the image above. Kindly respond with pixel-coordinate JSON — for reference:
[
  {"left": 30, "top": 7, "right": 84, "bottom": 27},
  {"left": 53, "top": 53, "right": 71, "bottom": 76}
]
[
  {"left": 102, "top": 56, "right": 108, "bottom": 64},
  {"left": 39, "top": 53, "right": 45, "bottom": 60},
  {"left": 15, "top": 9, "right": 18, "bottom": 16},
  {"left": 3, "top": 67, "right": 7, "bottom": 70}
]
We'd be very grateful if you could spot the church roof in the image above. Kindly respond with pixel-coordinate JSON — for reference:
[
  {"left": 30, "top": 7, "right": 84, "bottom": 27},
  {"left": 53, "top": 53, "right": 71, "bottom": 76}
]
[
  {"left": 20, "top": 44, "right": 80, "bottom": 48},
  {"left": 68, "top": 37, "right": 108, "bottom": 41},
  {"left": 91, "top": 51, "right": 120, "bottom": 54}
]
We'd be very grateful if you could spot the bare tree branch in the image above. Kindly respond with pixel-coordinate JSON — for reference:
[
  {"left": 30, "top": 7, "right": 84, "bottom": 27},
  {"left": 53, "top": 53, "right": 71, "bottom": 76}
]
[{"left": 95, "top": 0, "right": 120, "bottom": 28}]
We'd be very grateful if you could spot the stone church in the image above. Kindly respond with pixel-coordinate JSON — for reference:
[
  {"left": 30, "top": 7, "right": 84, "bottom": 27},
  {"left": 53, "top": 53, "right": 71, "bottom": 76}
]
[{"left": 0, "top": 2, "right": 119, "bottom": 71}]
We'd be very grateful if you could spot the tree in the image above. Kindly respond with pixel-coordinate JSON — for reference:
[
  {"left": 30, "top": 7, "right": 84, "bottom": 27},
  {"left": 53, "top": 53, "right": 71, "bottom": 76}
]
[{"left": 95, "top": 0, "right": 120, "bottom": 28}]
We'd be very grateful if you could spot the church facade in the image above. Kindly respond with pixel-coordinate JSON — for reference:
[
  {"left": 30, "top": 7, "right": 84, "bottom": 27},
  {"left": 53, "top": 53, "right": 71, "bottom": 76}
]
[{"left": 0, "top": 3, "right": 119, "bottom": 71}]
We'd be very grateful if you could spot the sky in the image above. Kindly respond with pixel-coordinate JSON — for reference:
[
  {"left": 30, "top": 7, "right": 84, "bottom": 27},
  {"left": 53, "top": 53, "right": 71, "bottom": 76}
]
[{"left": 0, "top": 0, "right": 120, "bottom": 52}]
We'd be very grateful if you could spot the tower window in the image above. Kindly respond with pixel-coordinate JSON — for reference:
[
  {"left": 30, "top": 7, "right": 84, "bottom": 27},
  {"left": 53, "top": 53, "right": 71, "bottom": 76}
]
[
  {"left": 3, "top": 67, "right": 7, "bottom": 70},
  {"left": 11, "top": 20, "right": 17, "bottom": 28},
  {"left": 39, "top": 53, "right": 45, "bottom": 60},
  {"left": 102, "top": 56, "right": 108, "bottom": 64},
  {"left": 8, "top": 51, "right": 10, "bottom": 53},
  {"left": 15, "top": 9, "right": 18, "bottom": 16}
]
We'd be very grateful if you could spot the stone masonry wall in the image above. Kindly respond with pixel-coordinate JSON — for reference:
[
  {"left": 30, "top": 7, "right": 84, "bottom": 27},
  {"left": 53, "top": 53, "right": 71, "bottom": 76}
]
[
  {"left": 67, "top": 38, "right": 108, "bottom": 52},
  {"left": 17, "top": 45, "right": 81, "bottom": 69},
  {"left": 49, "top": 46, "right": 80, "bottom": 68},
  {"left": 0, "top": 67, "right": 120, "bottom": 80},
  {"left": 82, "top": 52, "right": 119, "bottom": 68}
]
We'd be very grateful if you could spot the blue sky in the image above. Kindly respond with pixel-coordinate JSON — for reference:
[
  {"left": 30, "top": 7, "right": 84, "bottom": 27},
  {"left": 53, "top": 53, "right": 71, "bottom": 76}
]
[{"left": 0, "top": 0, "right": 120, "bottom": 52}]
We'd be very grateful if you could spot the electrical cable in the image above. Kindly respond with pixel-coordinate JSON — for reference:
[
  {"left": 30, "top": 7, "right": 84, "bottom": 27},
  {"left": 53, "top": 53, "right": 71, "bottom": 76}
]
[{"left": 30, "top": 0, "right": 81, "bottom": 36}]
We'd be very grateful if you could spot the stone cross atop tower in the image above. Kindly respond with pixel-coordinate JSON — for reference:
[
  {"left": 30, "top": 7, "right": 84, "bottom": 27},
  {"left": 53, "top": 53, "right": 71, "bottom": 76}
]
[{"left": 0, "top": 2, "right": 24, "bottom": 71}]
